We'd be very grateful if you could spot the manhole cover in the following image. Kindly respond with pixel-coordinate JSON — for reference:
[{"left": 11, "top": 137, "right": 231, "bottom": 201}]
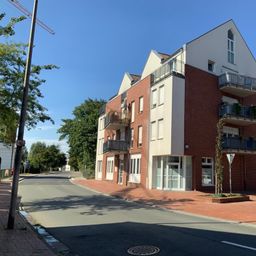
[{"left": 127, "top": 245, "right": 160, "bottom": 255}]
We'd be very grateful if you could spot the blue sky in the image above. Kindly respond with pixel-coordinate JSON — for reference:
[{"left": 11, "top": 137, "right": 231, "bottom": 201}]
[{"left": 1, "top": 0, "right": 256, "bottom": 153}]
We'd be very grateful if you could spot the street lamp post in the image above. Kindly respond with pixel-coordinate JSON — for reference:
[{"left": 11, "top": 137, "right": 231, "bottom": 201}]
[{"left": 7, "top": 0, "right": 38, "bottom": 229}]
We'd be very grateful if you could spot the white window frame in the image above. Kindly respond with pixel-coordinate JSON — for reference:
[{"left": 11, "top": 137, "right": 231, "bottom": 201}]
[
  {"left": 151, "top": 121, "right": 156, "bottom": 141},
  {"left": 151, "top": 89, "right": 157, "bottom": 109},
  {"left": 201, "top": 157, "right": 214, "bottom": 186},
  {"left": 228, "top": 30, "right": 235, "bottom": 64},
  {"left": 208, "top": 60, "right": 215, "bottom": 72},
  {"left": 138, "top": 126, "right": 143, "bottom": 147},
  {"left": 129, "top": 154, "right": 141, "bottom": 183},
  {"left": 139, "top": 96, "right": 143, "bottom": 113},
  {"left": 158, "top": 119, "right": 164, "bottom": 139},
  {"left": 130, "top": 128, "right": 134, "bottom": 148},
  {"left": 106, "top": 156, "right": 114, "bottom": 180},
  {"left": 159, "top": 85, "right": 164, "bottom": 105},
  {"left": 131, "top": 101, "right": 135, "bottom": 122}
]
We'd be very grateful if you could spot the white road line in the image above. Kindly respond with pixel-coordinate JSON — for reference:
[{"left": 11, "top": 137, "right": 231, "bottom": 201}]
[{"left": 222, "top": 241, "right": 256, "bottom": 251}]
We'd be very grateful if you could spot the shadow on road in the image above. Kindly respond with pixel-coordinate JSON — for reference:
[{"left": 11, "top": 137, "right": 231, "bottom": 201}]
[{"left": 46, "top": 221, "right": 256, "bottom": 256}]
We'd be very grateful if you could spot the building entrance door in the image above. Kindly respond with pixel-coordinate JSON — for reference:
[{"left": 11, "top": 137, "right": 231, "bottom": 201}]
[
  {"left": 163, "top": 163, "right": 180, "bottom": 190},
  {"left": 118, "top": 160, "right": 124, "bottom": 184}
]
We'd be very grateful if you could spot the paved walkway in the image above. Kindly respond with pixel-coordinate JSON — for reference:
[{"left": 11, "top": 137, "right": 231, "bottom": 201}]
[
  {"left": 72, "top": 179, "right": 256, "bottom": 225},
  {"left": 0, "top": 181, "right": 56, "bottom": 256}
]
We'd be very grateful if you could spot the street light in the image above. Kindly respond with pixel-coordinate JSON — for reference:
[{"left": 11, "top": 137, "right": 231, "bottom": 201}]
[{"left": 7, "top": 0, "right": 38, "bottom": 229}]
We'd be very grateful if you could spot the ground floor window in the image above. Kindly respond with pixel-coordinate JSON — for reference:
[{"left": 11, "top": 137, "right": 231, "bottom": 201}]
[
  {"left": 201, "top": 157, "right": 214, "bottom": 186},
  {"left": 129, "top": 154, "right": 141, "bottom": 183},
  {"left": 154, "top": 156, "right": 184, "bottom": 190},
  {"left": 106, "top": 157, "right": 114, "bottom": 180}
]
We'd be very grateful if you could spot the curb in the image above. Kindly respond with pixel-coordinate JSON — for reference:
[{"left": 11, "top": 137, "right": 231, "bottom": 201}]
[
  {"left": 70, "top": 178, "right": 256, "bottom": 229},
  {"left": 19, "top": 207, "right": 76, "bottom": 256}
]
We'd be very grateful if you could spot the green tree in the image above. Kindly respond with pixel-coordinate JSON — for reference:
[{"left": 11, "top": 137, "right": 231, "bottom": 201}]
[
  {"left": 28, "top": 142, "right": 66, "bottom": 173},
  {"left": 58, "top": 98, "right": 106, "bottom": 176},
  {"left": 0, "top": 13, "right": 56, "bottom": 143}
]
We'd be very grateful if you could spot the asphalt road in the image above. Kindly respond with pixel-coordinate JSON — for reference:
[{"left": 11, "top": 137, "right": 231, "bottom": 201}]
[{"left": 19, "top": 172, "right": 256, "bottom": 256}]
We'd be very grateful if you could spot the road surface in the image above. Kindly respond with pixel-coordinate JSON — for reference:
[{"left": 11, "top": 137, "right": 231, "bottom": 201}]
[{"left": 19, "top": 172, "right": 256, "bottom": 256}]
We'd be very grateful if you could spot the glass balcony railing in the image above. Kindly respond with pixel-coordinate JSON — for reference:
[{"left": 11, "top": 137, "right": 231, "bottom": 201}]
[
  {"left": 222, "top": 136, "right": 256, "bottom": 152},
  {"left": 219, "top": 103, "right": 256, "bottom": 123},
  {"left": 151, "top": 59, "right": 184, "bottom": 85},
  {"left": 219, "top": 72, "right": 256, "bottom": 97},
  {"left": 103, "top": 140, "right": 129, "bottom": 153},
  {"left": 104, "top": 111, "right": 130, "bottom": 130}
]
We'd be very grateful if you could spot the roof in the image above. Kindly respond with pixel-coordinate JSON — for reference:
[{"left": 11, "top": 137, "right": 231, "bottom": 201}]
[{"left": 130, "top": 74, "right": 141, "bottom": 85}]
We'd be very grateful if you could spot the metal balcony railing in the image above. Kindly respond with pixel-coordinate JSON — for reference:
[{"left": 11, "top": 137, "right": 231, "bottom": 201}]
[
  {"left": 151, "top": 58, "right": 184, "bottom": 85},
  {"left": 103, "top": 140, "right": 129, "bottom": 153},
  {"left": 222, "top": 136, "right": 256, "bottom": 152},
  {"left": 104, "top": 111, "right": 130, "bottom": 130},
  {"left": 219, "top": 103, "right": 256, "bottom": 120},
  {"left": 219, "top": 72, "right": 256, "bottom": 94}
]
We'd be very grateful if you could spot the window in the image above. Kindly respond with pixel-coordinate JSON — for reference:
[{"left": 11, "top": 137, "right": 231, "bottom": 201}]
[
  {"left": 208, "top": 60, "right": 215, "bottom": 72},
  {"left": 158, "top": 119, "right": 164, "bottom": 139},
  {"left": 98, "top": 138, "right": 104, "bottom": 154},
  {"left": 131, "top": 101, "right": 135, "bottom": 122},
  {"left": 223, "top": 126, "right": 239, "bottom": 137},
  {"left": 129, "top": 154, "right": 141, "bottom": 175},
  {"left": 106, "top": 157, "right": 114, "bottom": 180},
  {"left": 97, "top": 160, "right": 102, "bottom": 173},
  {"left": 202, "top": 157, "right": 214, "bottom": 186},
  {"left": 152, "top": 89, "right": 157, "bottom": 108},
  {"left": 139, "top": 97, "right": 143, "bottom": 113},
  {"left": 138, "top": 126, "right": 143, "bottom": 147},
  {"left": 151, "top": 121, "right": 156, "bottom": 140},
  {"left": 159, "top": 85, "right": 164, "bottom": 105},
  {"left": 228, "top": 29, "right": 235, "bottom": 64},
  {"left": 130, "top": 128, "right": 134, "bottom": 148}
]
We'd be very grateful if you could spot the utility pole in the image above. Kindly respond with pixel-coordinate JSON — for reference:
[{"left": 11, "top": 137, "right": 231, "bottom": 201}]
[{"left": 7, "top": 0, "right": 38, "bottom": 229}]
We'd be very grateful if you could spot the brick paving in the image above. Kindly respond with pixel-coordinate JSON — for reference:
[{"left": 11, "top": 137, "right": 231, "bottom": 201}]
[
  {"left": 0, "top": 181, "right": 56, "bottom": 256},
  {"left": 72, "top": 178, "right": 256, "bottom": 224}
]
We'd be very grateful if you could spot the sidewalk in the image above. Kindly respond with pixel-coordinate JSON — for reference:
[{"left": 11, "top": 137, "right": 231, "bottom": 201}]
[
  {"left": 0, "top": 181, "right": 56, "bottom": 256},
  {"left": 72, "top": 178, "right": 256, "bottom": 225}
]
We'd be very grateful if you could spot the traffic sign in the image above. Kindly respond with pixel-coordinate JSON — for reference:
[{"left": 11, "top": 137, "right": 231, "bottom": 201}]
[{"left": 226, "top": 153, "right": 235, "bottom": 164}]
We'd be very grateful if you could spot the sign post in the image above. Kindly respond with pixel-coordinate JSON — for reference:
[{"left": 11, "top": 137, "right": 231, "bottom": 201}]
[{"left": 226, "top": 153, "right": 235, "bottom": 194}]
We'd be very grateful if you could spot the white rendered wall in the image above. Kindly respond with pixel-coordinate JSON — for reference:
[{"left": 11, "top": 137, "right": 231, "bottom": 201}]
[
  {"left": 148, "top": 75, "right": 185, "bottom": 188},
  {"left": 186, "top": 20, "right": 256, "bottom": 77},
  {"left": 118, "top": 73, "right": 133, "bottom": 95},
  {"left": 141, "top": 50, "right": 163, "bottom": 79},
  {"left": 0, "top": 143, "right": 13, "bottom": 170},
  {"left": 95, "top": 115, "right": 105, "bottom": 180}
]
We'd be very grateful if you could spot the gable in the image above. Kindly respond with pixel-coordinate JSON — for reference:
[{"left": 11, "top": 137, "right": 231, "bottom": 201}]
[
  {"left": 141, "top": 50, "right": 163, "bottom": 79},
  {"left": 186, "top": 20, "right": 256, "bottom": 77},
  {"left": 118, "top": 73, "right": 133, "bottom": 95}
]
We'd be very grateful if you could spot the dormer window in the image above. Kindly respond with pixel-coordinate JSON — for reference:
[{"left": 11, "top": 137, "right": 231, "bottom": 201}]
[{"left": 228, "top": 29, "right": 235, "bottom": 64}]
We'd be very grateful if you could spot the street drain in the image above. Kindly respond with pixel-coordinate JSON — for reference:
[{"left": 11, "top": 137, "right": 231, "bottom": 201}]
[{"left": 127, "top": 245, "right": 160, "bottom": 255}]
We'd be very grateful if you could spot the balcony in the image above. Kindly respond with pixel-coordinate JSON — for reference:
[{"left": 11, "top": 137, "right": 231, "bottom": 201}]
[
  {"left": 103, "top": 140, "right": 129, "bottom": 154},
  {"left": 104, "top": 111, "right": 130, "bottom": 130},
  {"left": 219, "top": 103, "right": 256, "bottom": 126},
  {"left": 151, "top": 58, "right": 184, "bottom": 85},
  {"left": 222, "top": 136, "right": 256, "bottom": 154},
  {"left": 219, "top": 72, "right": 256, "bottom": 97}
]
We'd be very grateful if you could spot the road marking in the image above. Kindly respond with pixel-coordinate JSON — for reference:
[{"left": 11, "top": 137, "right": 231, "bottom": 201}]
[{"left": 222, "top": 241, "right": 256, "bottom": 251}]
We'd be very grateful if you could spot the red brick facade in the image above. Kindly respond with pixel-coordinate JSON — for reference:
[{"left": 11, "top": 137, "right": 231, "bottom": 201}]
[
  {"left": 185, "top": 64, "right": 256, "bottom": 192},
  {"left": 101, "top": 76, "right": 150, "bottom": 188}
]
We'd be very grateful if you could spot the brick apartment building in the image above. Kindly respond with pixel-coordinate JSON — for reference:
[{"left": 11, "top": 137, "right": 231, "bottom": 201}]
[{"left": 95, "top": 20, "right": 256, "bottom": 192}]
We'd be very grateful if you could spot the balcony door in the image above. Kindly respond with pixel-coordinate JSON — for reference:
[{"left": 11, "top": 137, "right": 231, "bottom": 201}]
[{"left": 118, "top": 159, "right": 124, "bottom": 184}]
